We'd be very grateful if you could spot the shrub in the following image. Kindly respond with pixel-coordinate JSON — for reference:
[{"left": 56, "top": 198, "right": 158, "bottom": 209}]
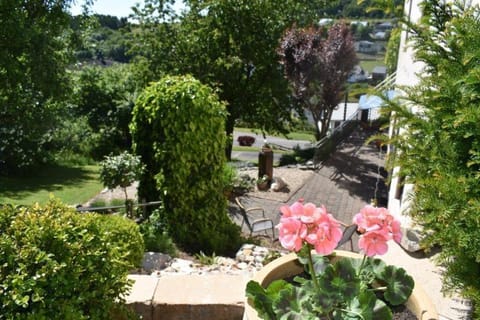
[
  {"left": 100, "top": 152, "right": 144, "bottom": 196},
  {"left": 386, "top": 2, "right": 480, "bottom": 316},
  {"left": 279, "top": 146, "right": 316, "bottom": 166},
  {"left": 139, "top": 209, "right": 177, "bottom": 256},
  {"left": 237, "top": 135, "right": 256, "bottom": 146},
  {"left": 0, "top": 199, "right": 144, "bottom": 319},
  {"left": 131, "top": 75, "right": 243, "bottom": 256},
  {"left": 99, "top": 151, "right": 145, "bottom": 217}
]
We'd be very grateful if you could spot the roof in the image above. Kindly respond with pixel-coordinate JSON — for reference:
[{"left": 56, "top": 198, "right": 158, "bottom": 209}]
[{"left": 372, "top": 66, "right": 387, "bottom": 74}]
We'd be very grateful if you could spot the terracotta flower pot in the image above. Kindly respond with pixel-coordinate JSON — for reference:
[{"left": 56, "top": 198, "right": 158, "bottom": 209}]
[{"left": 244, "top": 250, "right": 438, "bottom": 320}]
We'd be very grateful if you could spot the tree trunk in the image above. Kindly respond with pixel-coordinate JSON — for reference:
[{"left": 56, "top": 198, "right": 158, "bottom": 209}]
[
  {"left": 309, "top": 106, "right": 323, "bottom": 141},
  {"left": 225, "top": 115, "right": 236, "bottom": 161}
]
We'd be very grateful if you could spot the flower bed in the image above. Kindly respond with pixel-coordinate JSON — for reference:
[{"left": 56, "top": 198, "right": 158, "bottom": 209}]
[{"left": 237, "top": 135, "right": 256, "bottom": 146}]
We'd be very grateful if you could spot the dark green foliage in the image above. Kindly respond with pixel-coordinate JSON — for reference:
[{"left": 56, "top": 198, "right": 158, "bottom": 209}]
[
  {"left": 73, "top": 64, "right": 138, "bottom": 159},
  {"left": 131, "top": 75, "right": 243, "bottom": 255},
  {"left": 279, "top": 147, "right": 316, "bottom": 166},
  {"left": 0, "top": 199, "right": 144, "bottom": 319},
  {"left": 387, "top": 1, "right": 480, "bottom": 315},
  {"left": 131, "top": 0, "right": 325, "bottom": 159},
  {"left": 0, "top": 0, "right": 76, "bottom": 173},
  {"left": 139, "top": 209, "right": 177, "bottom": 256},
  {"left": 385, "top": 28, "right": 401, "bottom": 73}
]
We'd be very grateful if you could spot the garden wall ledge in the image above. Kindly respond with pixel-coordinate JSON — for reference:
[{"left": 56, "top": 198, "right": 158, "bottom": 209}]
[{"left": 125, "top": 274, "right": 250, "bottom": 320}]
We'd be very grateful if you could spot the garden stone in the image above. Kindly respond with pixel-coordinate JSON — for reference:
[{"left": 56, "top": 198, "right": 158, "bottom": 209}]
[
  {"left": 270, "top": 176, "right": 287, "bottom": 191},
  {"left": 142, "top": 252, "right": 172, "bottom": 273}
]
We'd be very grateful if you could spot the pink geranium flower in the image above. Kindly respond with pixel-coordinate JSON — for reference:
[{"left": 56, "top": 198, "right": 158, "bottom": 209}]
[
  {"left": 277, "top": 201, "right": 342, "bottom": 255},
  {"left": 277, "top": 200, "right": 400, "bottom": 258},
  {"left": 358, "top": 230, "right": 389, "bottom": 256},
  {"left": 277, "top": 217, "right": 306, "bottom": 252},
  {"left": 353, "top": 205, "right": 388, "bottom": 232},
  {"left": 312, "top": 218, "right": 343, "bottom": 255},
  {"left": 390, "top": 219, "right": 402, "bottom": 243},
  {"left": 280, "top": 201, "right": 304, "bottom": 218},
  {"left": 353, "top": 205, "right": 403, "bottom": 256},
  {"left": 299, "top": 202, "right": 321, "bottom": 224}
]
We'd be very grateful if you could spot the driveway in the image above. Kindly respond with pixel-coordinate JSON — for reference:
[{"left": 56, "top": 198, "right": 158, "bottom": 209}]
[
  {"left": 233, "top": 130, "right": 313, "bottom": 150},
  {"left": 232, "top": 130, "right": 313, "bottom": 163}
]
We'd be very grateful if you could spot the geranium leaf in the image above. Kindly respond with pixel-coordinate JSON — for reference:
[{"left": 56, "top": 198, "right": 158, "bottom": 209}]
[
  {"left": 333, "top": 258, "right": 361, "bottom": 299},
  {"left": 312, "top": 254, "right": 329, "bottom": 274},
  {"left": 266, "top": 279, "right": 290, "bottom": 297},
  {"left": 367, "top": 257, "right": 387, "bottom": 276},
  {"left": 245, "top": 280, "right": 276, "bottom": 320},
  {"left": 372, "top": 298, "right": 393, "bottom": 320},
  {"left": 273, "top": 285, "right": 315, "bottom": 320},
  {"left": 333, "top": 290, "right": 377, "bottom": 320},
  {"left": 380, "top": 266, "right": 414, "bottom": 305}
]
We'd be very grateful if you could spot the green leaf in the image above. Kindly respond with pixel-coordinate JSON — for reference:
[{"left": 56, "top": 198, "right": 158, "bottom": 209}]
[
  {"left": 380, "top": 266, "right": 414, "bottom": 305},
  {"left": 272, "top": 285, "right": 315, "bottom": 320},
  {"left": 334, "top": 290, "right": 380, "bottom": 320},
  {"left": 318, "top": 258, "right": 360, "bottom": 301},
  {"left": 372, "top": 299, "right": 393, "bottom": 320},
  {"left": 245, "top": 281, "right": 275, "bottom": 320},
  {"left": 311, "top": 254, "right": 329, "bottom": 274}
]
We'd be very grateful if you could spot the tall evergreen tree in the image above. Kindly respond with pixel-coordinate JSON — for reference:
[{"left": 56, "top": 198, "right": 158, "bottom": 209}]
[{"left": 387, "top": 1, "right": 480, "bottom": 315}]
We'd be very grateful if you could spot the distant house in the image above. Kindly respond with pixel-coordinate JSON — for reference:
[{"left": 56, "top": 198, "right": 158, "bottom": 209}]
[
  {"left": 375, "top": 21, "right": 394, "bottom": 32},
  {"left": 356, "top": 41, "right": 378, "bottom": 54},
  {"left": 371, "top": 31, "right": 388, "bottom": 40},
  {"left": 319, "top": 18, "right": 334, "bottom": 26},
  {"left": 350, "top": 20, "right": 369, "bottom": 28}
]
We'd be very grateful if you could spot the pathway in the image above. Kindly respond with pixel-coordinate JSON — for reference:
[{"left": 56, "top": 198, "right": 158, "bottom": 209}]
[{"left": 231, "top": 128, "right": 387, "bottom": 247}]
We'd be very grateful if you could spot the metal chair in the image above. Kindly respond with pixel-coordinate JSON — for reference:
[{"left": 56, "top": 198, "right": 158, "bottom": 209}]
[{"left": 235, "top": 197, "right": 275, "bottom": 238}]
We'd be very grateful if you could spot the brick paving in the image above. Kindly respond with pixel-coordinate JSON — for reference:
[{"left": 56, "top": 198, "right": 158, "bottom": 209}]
[{"left": 230, "top": 127, "right": 388, "bottom": 250}]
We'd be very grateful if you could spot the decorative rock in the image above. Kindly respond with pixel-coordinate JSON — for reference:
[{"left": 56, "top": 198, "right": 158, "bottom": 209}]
[
  {"left": 134, "top": 244, "right": 284, "bottom": 278},
  {"left": 270, "top": 176, "right": 287, "bottom": 192},
  {"left": 142, "top": 252, "right": 172, "bottom": 273},
  {"left": 399, "top": 227, "right": 423, "bottom": 252},
  {"left": 243, "top": 248, "right": 253, "bottom": 256}
]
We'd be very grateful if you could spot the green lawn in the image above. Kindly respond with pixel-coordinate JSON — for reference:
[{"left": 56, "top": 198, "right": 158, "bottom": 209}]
[
  {"left": 0, "top": 165, "right": 102, "bottom": 206},
  {"left": 358, "top": 51, "right": 386, "bottom": 74}
]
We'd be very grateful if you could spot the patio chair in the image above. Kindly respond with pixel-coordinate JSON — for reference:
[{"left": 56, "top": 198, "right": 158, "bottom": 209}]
[{"left": 235, "top": 197, "right": 275, "bottom": 238}]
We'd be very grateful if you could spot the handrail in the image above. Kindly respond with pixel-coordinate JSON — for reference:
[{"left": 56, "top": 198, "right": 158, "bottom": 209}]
[
  {"left": 76, "top": 200, "right": 162, "bottom": 213},
  {"left": 314, "top": 109, "right": 360, "bottom": 148},
  {"left": 375, "top": 71, "right": 397, "bottom": 92}
]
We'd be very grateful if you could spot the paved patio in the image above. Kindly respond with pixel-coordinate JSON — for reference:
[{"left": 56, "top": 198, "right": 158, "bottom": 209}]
[
  {"left": 229, "top": 126, "right": 472, "bottom": 320},
  {"left": 230, "top": 127, "right": 388, "bottom": 252}
]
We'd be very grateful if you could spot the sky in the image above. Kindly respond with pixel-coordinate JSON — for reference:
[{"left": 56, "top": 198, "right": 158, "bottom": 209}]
[{"left": 70, "top": 0, "right": 185, "bottom": 18}]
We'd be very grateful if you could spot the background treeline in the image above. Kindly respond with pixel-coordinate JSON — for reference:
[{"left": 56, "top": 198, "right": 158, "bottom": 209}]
[{"left": 0, "top": 0, "right": 399, "bottom": 176}]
